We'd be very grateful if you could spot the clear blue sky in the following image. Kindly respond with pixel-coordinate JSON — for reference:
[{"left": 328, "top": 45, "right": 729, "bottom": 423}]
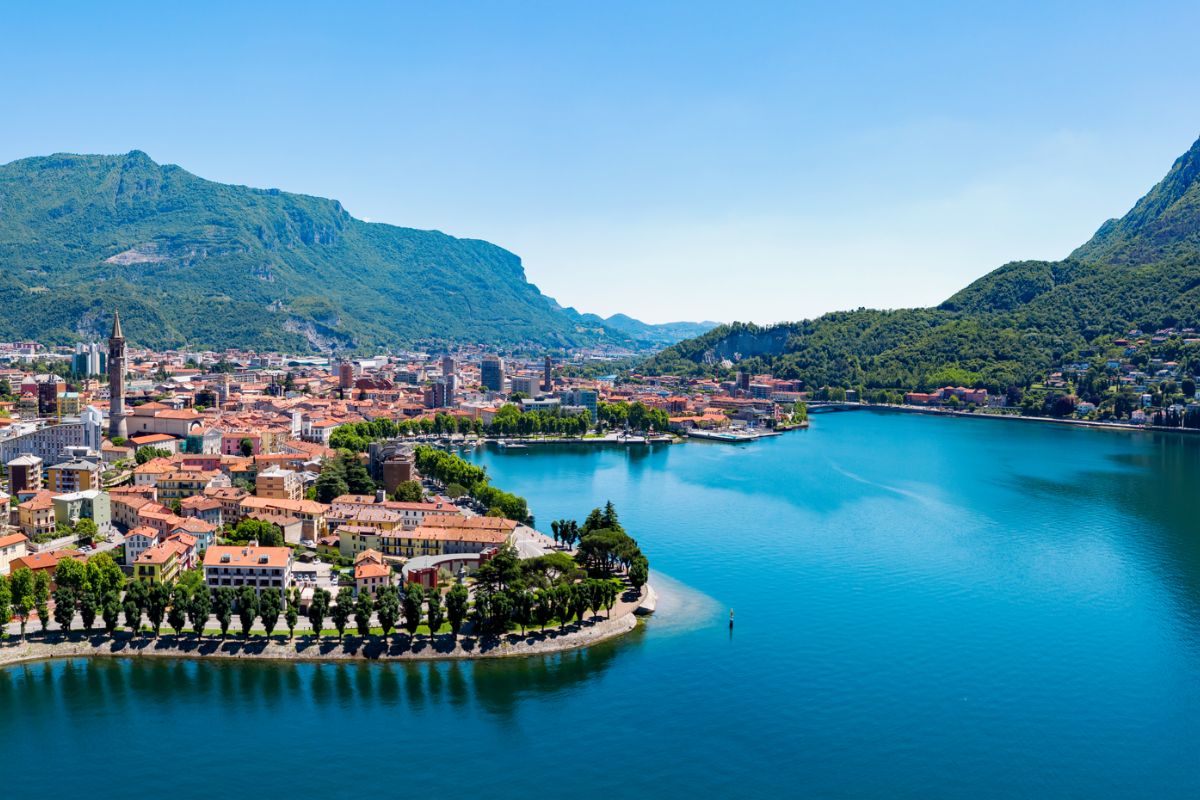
[{"left": 2, "top": 1, "right": 1198, "bottom": 324}]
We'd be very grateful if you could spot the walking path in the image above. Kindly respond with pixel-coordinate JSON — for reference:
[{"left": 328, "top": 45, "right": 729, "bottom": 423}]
[{"left": 0, "top": 585, "right": 649, "bottom": 668}]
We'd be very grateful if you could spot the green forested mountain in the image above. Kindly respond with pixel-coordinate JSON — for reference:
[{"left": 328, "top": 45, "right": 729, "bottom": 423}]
[
  {"left": 645, "top": 136, "right": 1200, "bottom": 391},
  {"left": 0, "top": 151, "right": 679, "bottom": 351}
]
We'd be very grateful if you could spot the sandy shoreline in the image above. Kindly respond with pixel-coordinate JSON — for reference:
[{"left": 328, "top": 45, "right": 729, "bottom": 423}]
[{"left": 0, "top": 586, "right": 648, "bottom": 669}]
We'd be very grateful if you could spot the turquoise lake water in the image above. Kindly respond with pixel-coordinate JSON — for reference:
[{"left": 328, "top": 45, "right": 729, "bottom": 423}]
[{"left": 4, "top": 410, "right": 1200, "bottom": 797}]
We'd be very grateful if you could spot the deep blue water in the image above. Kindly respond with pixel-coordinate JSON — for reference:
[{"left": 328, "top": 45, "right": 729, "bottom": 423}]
[{"left": 4, "top": 411, "right": 1200, "bottom": 797}]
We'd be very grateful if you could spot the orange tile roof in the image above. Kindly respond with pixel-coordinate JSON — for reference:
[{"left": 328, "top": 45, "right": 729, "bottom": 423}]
[
  {"left": 130, "top": 433, "right": 177, "bottom": 445},
  {"left": 422, "top": 514, "right": 517, "bottom": 532},
  {"left": 203, "top": 544, "right": 291, "bottom": 569},
  {"left": 181, "top": 495, "right": 222, "bottom": 510},
  {"left": 18, "top": 490, "right": 56, "bottom": 511},
  {"left": 11, "top": 549, "right": 87, "bottom": 572},
  {"left": 240, "top": 496, "right": 328, "bottom": 515},
  {"left": 354, "top": 548, "right": 384, "bottom": 565},
  {"left": 173, "top": 517, "right": 217, "bottom": 534},
  {"left": 0, "top": 532, "right": 29, "bottom": 549},
  {"left": 135, "top": 539, "right": 187, "bottom": 565},
  {"left": 355, "top": 561, "right": 391, "bottom": 580},
  {"left": 384, "top": 525, "right": 510, "bottom": 545}
]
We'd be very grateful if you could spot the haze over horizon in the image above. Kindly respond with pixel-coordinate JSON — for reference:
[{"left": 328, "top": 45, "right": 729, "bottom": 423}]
[{"left": 2, "top": 1, "right": 1198, "bottom": 326}]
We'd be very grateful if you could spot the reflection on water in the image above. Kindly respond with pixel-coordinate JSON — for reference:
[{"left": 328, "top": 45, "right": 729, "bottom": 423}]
[
  {"left": 0, "top": 628, "right": 642, "bottom": 723},
  {"left": 6, "top": 414, "right": 1200, "bottom": 798}
]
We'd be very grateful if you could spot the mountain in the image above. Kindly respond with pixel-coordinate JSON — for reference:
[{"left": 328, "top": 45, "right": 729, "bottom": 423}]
[
  {"left": 0, "top": 151, "right": 680, "bottom": 351},
  {"left": 598, "top": 314, "right": 720, "bottom": 346},
  {"left": 645, "top": 136, "right": 1200, "bottom": 390}
]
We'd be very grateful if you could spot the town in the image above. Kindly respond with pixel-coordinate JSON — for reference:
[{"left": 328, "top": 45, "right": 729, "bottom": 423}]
[
  {"left": 3, "top": 310, "right": 1198, "bottom": 651},
  {"left": 0, "top": 313, "right": 658, "bottom": 655}
]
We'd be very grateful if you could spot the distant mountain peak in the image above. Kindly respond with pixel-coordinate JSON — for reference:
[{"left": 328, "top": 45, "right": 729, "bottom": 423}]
[
  {"left": 1071, "top": 134, "right": 1200, "bottom": 265},
  {"left": 651, "top": 133, "right": 1200, "bottom": 387}
]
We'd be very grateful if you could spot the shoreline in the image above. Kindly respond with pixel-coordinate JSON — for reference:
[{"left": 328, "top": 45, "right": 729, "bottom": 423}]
[
  {"left": 863, "top": 403, "right": 1200, "bottom": 436},
  {"left": 0, "top": 586, "right": 649, "bottom": 670}
]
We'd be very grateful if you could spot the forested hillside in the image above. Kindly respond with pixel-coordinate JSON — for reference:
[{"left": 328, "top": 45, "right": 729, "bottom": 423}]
[
  {"left": 645, "top": 136, "right": 1200, "bottom": 391},
  {"left": 0, "top": 151, "right": 645, "bottom": 351}
]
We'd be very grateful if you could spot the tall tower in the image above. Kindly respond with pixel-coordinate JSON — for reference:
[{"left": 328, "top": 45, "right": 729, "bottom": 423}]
[
  {"left": 543, "top": 355, "right": 553, "bottom": 393},
  {"left": 108, "top": 310, "right": 128, "bottom": 439}
]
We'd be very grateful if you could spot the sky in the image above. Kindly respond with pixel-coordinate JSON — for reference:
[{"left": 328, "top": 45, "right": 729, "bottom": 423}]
[{"left": 1, "top": 1, "right": 1199, "bottom": 325}]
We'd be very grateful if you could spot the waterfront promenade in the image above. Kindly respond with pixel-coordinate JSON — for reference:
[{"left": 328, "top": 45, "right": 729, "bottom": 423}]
[{"left": 0, "top": 585, "right": 651, "bottom": 668}]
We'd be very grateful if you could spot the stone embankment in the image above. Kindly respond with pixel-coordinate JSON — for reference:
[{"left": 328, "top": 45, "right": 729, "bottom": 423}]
[{"left": 0, "top": 586, "right": 649, "bottom": 669}]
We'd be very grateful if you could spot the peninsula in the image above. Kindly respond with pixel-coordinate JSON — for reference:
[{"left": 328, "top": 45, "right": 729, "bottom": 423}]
[{"left": 0, "top": 319, "right": 655, "bottom": 662}]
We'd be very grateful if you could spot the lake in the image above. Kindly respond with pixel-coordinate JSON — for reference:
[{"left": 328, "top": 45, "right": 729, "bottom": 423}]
[{"left": 4, "top": 411, "right": 1200, "bottom": 797}]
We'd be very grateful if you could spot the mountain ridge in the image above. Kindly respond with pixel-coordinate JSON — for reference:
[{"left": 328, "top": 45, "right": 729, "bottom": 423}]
[
  {"left": 646, "top": 135, "right": 1200, "bottom": 390},
  {"left": 0, "top": 150, "right": 713, "bottom": 351}
]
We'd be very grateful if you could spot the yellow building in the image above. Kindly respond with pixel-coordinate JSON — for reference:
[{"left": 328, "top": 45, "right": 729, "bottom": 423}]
[
  {"left": 157, "top": 469, "right": 223, "bottom": 502},
  {"left": 133, "top": 539, "right": 186, "bottom": 584},
  {"left": 238, "top": 496, "right": 328, "bottom": 540},
  {"left": 255, "top": 467, "right": 304, "bottom": 501},
  {"left": 47, "top": 459, "right": 101, "bottom": 493},
  {"left": 337, "top": 525, "right": 383, "bottom": 558},
  {"left": 56, "top": 392, "right": 83, "bottom": 417},
  {"left": 17, "top": 491, "right": 58, "bottom": 539}
]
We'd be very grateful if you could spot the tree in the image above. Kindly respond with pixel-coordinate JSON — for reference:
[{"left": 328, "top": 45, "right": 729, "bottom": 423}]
[
  {"left": 314, "top": 471, "right": 349, "bottom": 504},
  {"left": 308, "top": 588, "right": 331, "bottom": 639},
  {"left": 213, "top": 587, "right": 235, "bottom": 638},
  {"left": 568, "top": 583, "right": 589, "bottom": 625},
  {"left": 601, "top": 501, "right": 622, "bottom": 532},
  {"left": 512, "top": 588, "right": 534, "bottom": 635},
  {"left": 189, "top": 586, "right": 212, "bottom": 637},
  {"left": 375, "top": 585, "right": 400, "bottom": 641},
  {"left": 239, "top": 437, "right": 255, "bottom": 457},
  {"left": 122, "top": 596, "right": 142, "bottom": 635},
  {"left": 74, "top": 517, "right": 98, "bottom": 542},
  {"left": 354, "top": 589, "right": 374, "bottom": 638},
  {"left": 54, "top": 556, "right": 87, "bottom": 596},
  {"left": 402, "top": 583, "right": 424, "bottom": 637},
  {"left": 226, "top": 517, "right": 283, "bottom": 547},
  {"left": 259, "top": 588, "right": 282, "bottom": 637},
  {"left": 445, "top": 584, "right": 468, "bottom": 641},
  {"left": 0, "top": 574, "right": 11, "bottom": 636},
  {"left": 629, "top": 557, "right": 649, "bottom": 590},
  {"left": 426, "top": 589, "right": 444, "bottom": 638},
  {"left": 341, "top": 455, "right": 375, "bottom": 495},
  {"left": 392, "top": 480, "right": 423, "bottom": 503},
  {"left": 331, "top": 587, "right": 353, "bottom": 641},
  {"left": 125, "top": 578, "right": 150, "bottom": 616},
  {"left": 101, "top": 592, "right": 121, "bottom": 635},
  {"left": 483, "top": 590, "right": 513, "bottom": 634},
  {"left": 53, "top": 585, "right": 77, "bottom": 632},
  {"left": 551, "top": 585, "right": 571, "bottom": 630},
  {"left": 135, "top": 446, "right": 171, "bottom": 465},
  {"left": 79, "top": 587, "right": 100, "bottom": 633},
  {"left": 236, "top": 585, "right": 259, "bottom": 638},
  {"left": 146, "top": 582, "right": 171, "bottom": 637},
  {"left": 474, "top": 544, "right": 521, "bottom": 593},
  {"left": 168, "top": 587, "right": 188, "bottom": 636},
  {"left": 85, "top": 553, "right": 125, "bottom": 598},
  {"left": 533, "top": 590, "right": 555, "bottom": 632},
  {"left": 285, "top": 587, "right": 300, "bottom": 640},
  {"left": 601, "top": 580, "right": 619, "bottom": 618},
  {"left": 33, "top": 571, "right": 50, "bottom": 633}
]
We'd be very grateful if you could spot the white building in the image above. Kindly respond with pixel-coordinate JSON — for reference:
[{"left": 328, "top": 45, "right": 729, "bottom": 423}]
[
  {"left": 203, "top": 544, "right": 293, "bottom": 593},
  {"left": 0, "top": 410, "right": 103, "bottom": 465}
]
